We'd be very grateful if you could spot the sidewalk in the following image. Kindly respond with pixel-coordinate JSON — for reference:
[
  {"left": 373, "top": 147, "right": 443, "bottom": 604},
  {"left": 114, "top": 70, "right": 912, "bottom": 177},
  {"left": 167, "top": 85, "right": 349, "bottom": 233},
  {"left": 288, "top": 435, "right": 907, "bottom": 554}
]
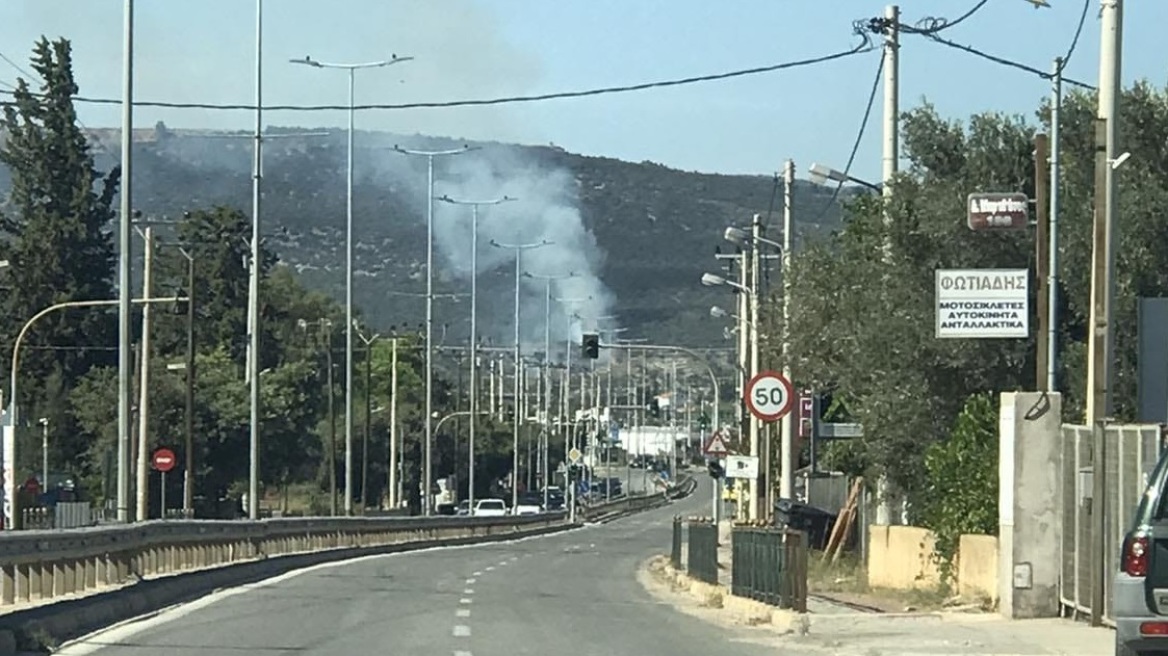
[{"left": 658, "top": 520, "right": 1115, "bottom": 655}]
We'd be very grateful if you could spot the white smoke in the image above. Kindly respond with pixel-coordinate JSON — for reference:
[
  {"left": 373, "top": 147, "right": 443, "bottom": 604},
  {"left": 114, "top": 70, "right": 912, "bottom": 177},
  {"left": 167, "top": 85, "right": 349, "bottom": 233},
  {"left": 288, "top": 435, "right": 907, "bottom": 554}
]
[{"left": 429, "top": 147, "right": 615, "bottom": 357}]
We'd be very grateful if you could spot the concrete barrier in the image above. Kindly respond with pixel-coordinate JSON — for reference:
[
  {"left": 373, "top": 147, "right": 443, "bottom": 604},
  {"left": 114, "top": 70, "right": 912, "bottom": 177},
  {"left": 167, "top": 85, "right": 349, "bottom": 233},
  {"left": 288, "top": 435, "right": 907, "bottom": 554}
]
[{"left": 0, "top": 513, "right": 566, "bottom": 653}]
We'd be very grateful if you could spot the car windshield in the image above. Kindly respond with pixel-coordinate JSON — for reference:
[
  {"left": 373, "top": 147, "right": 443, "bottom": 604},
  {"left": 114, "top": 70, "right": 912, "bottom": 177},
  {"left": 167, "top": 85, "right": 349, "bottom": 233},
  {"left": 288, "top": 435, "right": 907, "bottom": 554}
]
[{"left": 478, "top": 500, "right": 505, "bottom": 510}]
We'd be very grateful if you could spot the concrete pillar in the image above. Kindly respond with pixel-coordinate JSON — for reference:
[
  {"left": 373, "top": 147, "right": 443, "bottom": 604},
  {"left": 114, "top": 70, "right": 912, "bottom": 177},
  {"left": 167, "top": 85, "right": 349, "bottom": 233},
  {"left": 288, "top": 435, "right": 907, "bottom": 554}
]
[{"left": 998, "top": 391, "right": 1062, "bottom": 618}]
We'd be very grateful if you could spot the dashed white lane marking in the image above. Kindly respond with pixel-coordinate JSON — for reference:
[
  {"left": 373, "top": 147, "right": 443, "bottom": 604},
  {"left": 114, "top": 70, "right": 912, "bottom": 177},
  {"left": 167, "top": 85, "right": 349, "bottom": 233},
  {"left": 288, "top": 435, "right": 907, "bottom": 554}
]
[
  {"left": 485, "top": 566, "right": 495, "bottom": 571},
  {"left": 498, "top": 561, "right": 508, "bottom": 566},
  {"left": 453, "top": 625, "right": 471, "bottom": 637},
  {"left": 473, "top": 570, "right": 482, "bottom": 576},
  {"left": 456, "top": 608, "right": 470, "bottom": 618},
  {"left": 454, "top": 651, "right": 472, "bottom": 656},
  {"left": 460, "top": 598, "right": 473, "bottom": 604},
  {"left": 509, "top": 556, "right": 518, "bottom": 561},
  {"left": 466, "top": 577, "right": 476, "bottom": 584},
  {"left": 464, "top": 588, "right": 474, "bottom": 594}
]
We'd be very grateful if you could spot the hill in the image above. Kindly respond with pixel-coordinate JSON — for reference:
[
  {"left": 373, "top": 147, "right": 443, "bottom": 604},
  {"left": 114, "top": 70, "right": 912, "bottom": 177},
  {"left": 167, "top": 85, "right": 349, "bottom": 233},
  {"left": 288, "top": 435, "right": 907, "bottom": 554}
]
[{"left": 6, "top": 124, "right": 853, "bottom": 349}]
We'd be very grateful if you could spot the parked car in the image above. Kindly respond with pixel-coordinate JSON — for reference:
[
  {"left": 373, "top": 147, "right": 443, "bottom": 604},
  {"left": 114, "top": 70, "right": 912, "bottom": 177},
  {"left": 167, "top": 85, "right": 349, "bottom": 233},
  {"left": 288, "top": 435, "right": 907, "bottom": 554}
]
[
  {"left": 473, "top": 498, "right": 508, "bottom": 517},
  {"left": 1115, "top": 447, "right": 1168, "bottom": 655}
]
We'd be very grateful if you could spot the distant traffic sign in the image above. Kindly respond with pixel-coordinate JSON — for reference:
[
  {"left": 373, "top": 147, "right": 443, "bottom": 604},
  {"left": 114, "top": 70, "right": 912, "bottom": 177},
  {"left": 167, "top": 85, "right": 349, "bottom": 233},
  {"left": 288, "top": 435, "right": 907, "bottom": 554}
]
[
  {"left": 151, "top": 447, "right": 177, "bottom": 473},
  {"left": 744, "top": 370, "right": 794, "bottom": 422},
  {"left": 703, "top": 431, "right": 730, "bottom": 457},
  {"left": 967, "top": 192, "right": 1029, "bottom": 230},
  {"left": 567, "top": 447, "right": 582, "bottom": 464}
]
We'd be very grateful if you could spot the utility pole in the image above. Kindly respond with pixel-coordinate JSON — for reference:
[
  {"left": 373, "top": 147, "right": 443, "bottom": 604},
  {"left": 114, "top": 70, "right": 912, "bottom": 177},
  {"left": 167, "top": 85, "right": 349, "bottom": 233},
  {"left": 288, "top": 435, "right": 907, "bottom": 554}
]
[
  {"left": 388, "top": 337, "right": 399, "bottom": 508},
  {"left": 1048, "top": 57, "right": 1063, "bottom": 393},
  {"left": 180, "top": 248, "right": 196, "bottom": 514},
  {"left": 357, "top": 329, "right": 378, "bottom": 510},
  {"left": 735, "top": 252, "right": 749, "bottom": 521},
  {"left": 779, "top": 160, "right": 796, "bottom": 504},
  {"left": 747, "top": 214, "right": 762, "bottom": 521},
  {"left": 876, "top": 4, "right": 900, "bottom": 526},
  {"left": 1086, "top": 0, "right": 1123, "bottom": 425},
  {"left": 1034, "top": 134, "right": 1050, "bottom": 391},
  {"left": 135, "top": 225, "right": 154, "bottom": 521},
  {"left": 116, "top": 0, "right": 135, "bottom": 524},
  {"left": 324, "top": 322, "right": 337, "bottom": 515}
]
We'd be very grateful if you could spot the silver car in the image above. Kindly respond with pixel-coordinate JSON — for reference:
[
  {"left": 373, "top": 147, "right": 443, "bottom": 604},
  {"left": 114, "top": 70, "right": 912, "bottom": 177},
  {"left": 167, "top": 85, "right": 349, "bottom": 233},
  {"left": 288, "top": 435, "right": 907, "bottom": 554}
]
[{"left": 1115, "top": 450, "right": 1168, "bottom": 655}]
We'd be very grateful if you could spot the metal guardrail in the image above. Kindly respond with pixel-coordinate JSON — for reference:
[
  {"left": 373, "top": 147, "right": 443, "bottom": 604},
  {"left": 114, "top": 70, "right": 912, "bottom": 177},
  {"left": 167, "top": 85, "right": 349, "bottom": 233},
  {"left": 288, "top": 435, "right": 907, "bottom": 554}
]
[
  {"left": 0, "top": 513, "right": 565, "bottom": 610},
  {"left": 730, "top": 525, "right": 808, "bottom": 611},
  {"left": 686, "top": 518, "right": 719, "bottom": 584}
]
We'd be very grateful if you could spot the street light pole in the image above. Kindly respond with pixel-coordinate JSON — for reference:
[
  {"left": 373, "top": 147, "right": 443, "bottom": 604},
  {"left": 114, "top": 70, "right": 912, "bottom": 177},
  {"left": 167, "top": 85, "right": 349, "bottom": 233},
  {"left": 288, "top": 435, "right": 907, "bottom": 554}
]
[
  {"left": 779, "top": 160, "right": 796, "bottom": 505},
  {"left": 292, "top": 54, "right": 412, "bottom": 516},
  {"left": 247, "top": 0, "right": 263, "bottom": 521},
  {"left": 490, "top": 239, "right": 553, "bottom": 509},
  {"left": 437, "top": 195, "right": 514, "bottom": 509},
  {"left": 527, "top": 272, "right": 579, "bottom": 509},
  {"left": 393, "top": 145, "right": 476, "bottom": 516},
  {"left": 117, "top": 0, "right": 135, "bottom": 525}
]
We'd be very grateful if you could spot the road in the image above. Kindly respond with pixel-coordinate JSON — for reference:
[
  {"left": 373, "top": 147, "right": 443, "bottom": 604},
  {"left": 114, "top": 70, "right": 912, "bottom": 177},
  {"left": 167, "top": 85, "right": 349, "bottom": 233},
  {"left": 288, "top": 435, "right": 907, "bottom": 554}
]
[{"left": 60, "top": 478, "right": 775, "bottom": 656}]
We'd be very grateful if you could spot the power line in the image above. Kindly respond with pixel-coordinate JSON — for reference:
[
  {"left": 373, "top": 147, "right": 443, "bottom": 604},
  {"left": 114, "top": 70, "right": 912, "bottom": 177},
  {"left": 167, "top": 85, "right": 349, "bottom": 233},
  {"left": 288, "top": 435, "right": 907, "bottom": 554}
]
[
  {"left": 859, "top": 15, "right": 1094, "bottom": 90},
  {"left": 903, "top": 0, "right": 992, "bottom": 34},
  {"left": 1058, "top": 0, "right": 1090, "bottom": 71},
  {"left": 0, "top": 42, "right": 875, "bottom": 113},
  {"left": 809, "top": 52, "right": 884, "bottom": 226}
]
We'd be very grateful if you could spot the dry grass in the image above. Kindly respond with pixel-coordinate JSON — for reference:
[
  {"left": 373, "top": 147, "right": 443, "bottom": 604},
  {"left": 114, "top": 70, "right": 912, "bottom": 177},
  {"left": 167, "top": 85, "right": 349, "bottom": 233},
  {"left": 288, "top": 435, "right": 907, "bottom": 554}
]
[{"left": 806, "top": 549, "right": 952, "bottom": 612}]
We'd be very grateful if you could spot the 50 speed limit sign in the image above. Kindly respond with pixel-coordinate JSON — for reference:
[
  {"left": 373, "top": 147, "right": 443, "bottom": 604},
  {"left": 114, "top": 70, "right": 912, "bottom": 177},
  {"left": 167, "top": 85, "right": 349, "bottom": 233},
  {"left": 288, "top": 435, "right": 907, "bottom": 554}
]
[{"left": 745, "top": 370, "right": 795, "bottom": 422}]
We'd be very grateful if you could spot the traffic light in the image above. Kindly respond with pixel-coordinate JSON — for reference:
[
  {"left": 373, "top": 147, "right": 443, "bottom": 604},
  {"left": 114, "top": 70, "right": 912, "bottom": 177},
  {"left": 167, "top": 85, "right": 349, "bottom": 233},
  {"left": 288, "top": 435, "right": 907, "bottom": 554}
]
[
  {"left": 707, "top": 460, "right": 724, "bottom": 479},
  {"left": 582, "top": 333, "right": 599, "bottom": 359}
]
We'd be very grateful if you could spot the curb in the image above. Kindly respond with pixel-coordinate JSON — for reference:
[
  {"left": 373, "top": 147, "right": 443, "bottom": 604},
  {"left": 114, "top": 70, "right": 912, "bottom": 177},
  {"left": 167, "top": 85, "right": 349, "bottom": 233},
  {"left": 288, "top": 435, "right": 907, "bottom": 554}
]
[{"left": 0, "top": 522, "right": 570, "bottom": 655}]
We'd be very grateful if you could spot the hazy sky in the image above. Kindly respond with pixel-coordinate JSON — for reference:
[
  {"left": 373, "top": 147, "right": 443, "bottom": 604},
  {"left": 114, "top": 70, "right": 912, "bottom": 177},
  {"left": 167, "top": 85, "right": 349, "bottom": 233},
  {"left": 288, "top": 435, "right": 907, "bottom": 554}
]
[{"left": 0, "top": 1, "right": 1161, "bottom": 180}]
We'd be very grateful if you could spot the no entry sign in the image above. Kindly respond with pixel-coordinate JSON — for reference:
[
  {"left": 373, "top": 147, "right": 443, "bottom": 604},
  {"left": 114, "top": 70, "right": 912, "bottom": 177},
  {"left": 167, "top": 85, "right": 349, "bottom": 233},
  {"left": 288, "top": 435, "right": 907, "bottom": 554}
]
[
  {"left": 744, "top": 370, "right": 795, "bottom": 422},
  {"left": 151, "top": 447, "right": 177, "bottom": 473}
]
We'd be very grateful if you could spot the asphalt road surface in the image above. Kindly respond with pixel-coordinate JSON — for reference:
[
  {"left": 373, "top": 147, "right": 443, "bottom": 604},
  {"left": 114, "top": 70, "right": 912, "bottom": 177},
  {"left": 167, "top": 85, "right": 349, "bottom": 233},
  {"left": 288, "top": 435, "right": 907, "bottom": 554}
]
[{"left": 59, "top": 478, "right": 773, "bottom": 656}]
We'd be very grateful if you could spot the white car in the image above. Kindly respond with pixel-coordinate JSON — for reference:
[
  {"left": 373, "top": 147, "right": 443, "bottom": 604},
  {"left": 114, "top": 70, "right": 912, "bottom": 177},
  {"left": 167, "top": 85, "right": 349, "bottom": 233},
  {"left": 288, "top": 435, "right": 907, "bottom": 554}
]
[
  {"left": 473, "top": 498, "right": 508, "bottom": 517},
  {"left": 513, "top": 494, "right": 542, "bottom": 515}
]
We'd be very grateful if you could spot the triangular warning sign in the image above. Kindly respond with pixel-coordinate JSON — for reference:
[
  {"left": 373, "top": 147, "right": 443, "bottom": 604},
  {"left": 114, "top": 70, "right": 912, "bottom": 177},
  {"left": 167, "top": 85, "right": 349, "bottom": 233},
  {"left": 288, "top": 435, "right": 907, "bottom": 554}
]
[{"left": 703, "top": 432, "right": 730, "bottom": 456}]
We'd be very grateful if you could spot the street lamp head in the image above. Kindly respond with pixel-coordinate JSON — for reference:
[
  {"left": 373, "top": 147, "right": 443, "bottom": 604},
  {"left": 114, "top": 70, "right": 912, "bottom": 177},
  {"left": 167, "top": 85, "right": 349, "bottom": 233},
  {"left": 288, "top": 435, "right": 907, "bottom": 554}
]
[
  {"left": 710, "top": 305, "right": 728, "bottom": 318},
  {"left": 701, "top": 272, "right": 727, "bottom": 287},
  {"left": 37, "top": 417, "right": 47, "bottom": 426},
  {"left": 808, "top": 162, "right": 847, "bottom": 185},
  {"left": 723, "top": 226, "right": 750, "bottom": 246},
  {"left": 290, "top": 56, "right": 322, "bottom": 68}
]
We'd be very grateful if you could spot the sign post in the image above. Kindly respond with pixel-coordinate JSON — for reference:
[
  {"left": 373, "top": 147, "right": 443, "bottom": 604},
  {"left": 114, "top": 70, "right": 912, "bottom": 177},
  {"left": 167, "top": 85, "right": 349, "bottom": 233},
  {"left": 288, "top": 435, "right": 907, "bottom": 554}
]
[{"left": 152, "top": 447, "right": 176, "bottom": 518}]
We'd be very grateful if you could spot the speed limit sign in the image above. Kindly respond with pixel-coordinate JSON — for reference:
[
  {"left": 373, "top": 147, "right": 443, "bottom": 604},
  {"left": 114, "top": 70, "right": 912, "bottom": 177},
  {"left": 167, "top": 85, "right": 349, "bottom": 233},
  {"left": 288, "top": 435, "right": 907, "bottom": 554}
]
[{"left": 745, "top": 370, "right": 795, "bottom": 422}]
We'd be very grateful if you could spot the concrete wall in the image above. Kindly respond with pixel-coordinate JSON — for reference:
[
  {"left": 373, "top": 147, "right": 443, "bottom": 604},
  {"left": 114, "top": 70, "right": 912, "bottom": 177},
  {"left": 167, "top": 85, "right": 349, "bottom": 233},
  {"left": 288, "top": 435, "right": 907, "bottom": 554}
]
[
  {"left": 998, "top": 391, "right": 1062, "bottom": 619},
  {"left": 866, "top": 525, "right": 998, "bottom": 602}
]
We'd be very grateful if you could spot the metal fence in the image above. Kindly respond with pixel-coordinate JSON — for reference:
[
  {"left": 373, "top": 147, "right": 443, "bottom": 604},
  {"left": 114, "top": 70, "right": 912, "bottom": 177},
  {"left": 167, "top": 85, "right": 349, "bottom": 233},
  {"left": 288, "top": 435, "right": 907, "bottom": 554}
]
[
  {"left": 1060, "top": 423, "right": 1164, "bottom": 622},
  {"left": 730, "top": 526, "right": 808, "bottom": 611},
  {"left": 686, "top": 519, "right": 719, "bottom": 584},
  {"left": 20, "top": 502, "right": 96, "bottom": 530},
  {"left": 671, "top": 515, "right": 683, "bottom": 570}
]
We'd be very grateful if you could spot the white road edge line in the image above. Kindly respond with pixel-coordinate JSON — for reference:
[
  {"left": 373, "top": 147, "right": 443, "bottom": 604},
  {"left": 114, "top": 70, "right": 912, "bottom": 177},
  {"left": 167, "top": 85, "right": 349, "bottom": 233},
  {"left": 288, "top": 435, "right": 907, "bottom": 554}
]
[{"left": 54, "top": 528, "right": 570, "bottom": 655}]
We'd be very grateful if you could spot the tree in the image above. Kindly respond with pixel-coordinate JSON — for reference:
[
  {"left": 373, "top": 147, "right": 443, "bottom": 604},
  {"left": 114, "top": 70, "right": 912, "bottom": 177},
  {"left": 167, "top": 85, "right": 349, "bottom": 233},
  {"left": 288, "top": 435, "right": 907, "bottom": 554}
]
[
  {"left": 0, "top": 37, "right": 119, "bottom": 474},
  {"left": 783, "top": 103, "right": 1036, "bottom": 493}
]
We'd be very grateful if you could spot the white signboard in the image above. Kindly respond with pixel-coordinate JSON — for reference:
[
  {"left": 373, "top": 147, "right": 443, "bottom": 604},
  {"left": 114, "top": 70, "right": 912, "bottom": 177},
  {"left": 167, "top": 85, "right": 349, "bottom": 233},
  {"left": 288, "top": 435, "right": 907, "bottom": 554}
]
[
  {"left": 725, "top": 455, "right": 759, "bottom": 479},
  {"left": 935, "top": 269, "right": 1029, "bottom": 339}
]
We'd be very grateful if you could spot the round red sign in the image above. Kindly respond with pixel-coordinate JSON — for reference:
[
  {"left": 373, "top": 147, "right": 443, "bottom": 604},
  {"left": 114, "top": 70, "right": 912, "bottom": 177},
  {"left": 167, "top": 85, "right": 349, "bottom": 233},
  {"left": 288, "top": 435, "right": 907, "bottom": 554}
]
[{"left": 151, "top": 447, "right": 177, "bottom": 473}]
